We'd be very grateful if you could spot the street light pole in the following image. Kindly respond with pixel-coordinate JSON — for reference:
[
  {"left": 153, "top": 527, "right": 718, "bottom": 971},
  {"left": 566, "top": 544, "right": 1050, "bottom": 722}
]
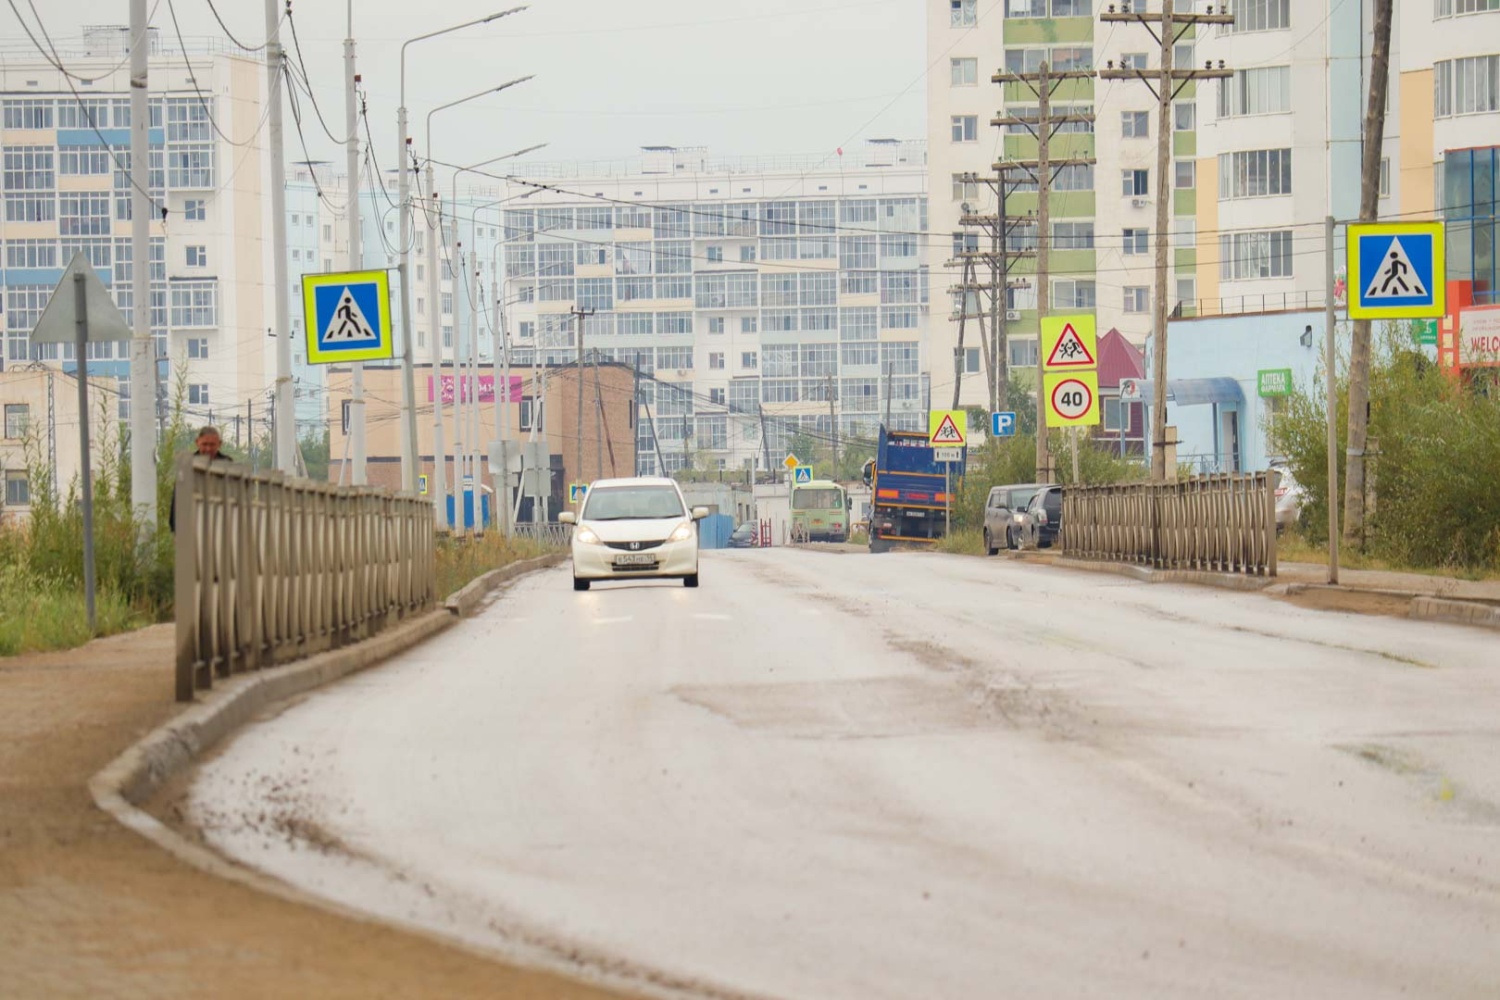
[
  {"left": 397, "top": 8, "right": 526, "bottom": 494},
  {"left": 266, "top": 0, "right": 294, "bottom": 472}
]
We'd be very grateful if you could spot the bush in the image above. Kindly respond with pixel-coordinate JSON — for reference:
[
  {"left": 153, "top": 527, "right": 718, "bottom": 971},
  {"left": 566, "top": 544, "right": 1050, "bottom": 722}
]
[
  {"left": 951, "top": 432, "right": 1147, "bottom": 532},
  {"left": 1270, "top": 326, "right": 1500, "bottom": 571},
  {"left": 434, "top": 532, "right": 550, "bottom": 600}
]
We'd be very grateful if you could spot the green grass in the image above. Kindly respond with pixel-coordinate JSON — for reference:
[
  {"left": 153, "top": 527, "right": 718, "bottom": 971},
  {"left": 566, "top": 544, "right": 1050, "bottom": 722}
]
[
  {"left": 0, "top": 565, "right": 151, "bottom": 657},
  {"left": 434, "top": 532, "right": 552, "bottom": 600},
  {"left": 1277, "top": 531, "right": 1500, "bottom": 582},
  {"left": 934, "top": 528, "right": 986, "bottom": 556}
]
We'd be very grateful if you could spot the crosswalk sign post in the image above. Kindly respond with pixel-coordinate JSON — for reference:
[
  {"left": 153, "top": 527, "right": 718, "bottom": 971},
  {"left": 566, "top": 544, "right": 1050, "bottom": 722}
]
[
  {"left": 302, "top": 269, "right": 395, "bottom": 364},
  {"left": 793, "top": 466, "right": 813, "bottom": 485},
  {"left": 1348, "top": 221, "right": 1445, "bottom": 320}
]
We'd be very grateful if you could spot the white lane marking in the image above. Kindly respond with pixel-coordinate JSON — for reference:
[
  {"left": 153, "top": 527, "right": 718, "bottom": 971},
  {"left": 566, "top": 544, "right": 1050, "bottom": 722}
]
[
  {"left": 693, "top": 613, "right": 732, "bottom": 621},
  {"left": 593, "top": 616, "right": 634, "bottom": 625}
]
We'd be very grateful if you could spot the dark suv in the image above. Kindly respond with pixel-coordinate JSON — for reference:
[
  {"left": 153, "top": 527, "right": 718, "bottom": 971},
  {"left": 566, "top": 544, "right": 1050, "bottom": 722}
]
[
  {"left": 982, "top": 483, "right": 1049, "bottom": 554},
  {"left": 1021, "top": 486, "right": 1064, "bottom": 549}
]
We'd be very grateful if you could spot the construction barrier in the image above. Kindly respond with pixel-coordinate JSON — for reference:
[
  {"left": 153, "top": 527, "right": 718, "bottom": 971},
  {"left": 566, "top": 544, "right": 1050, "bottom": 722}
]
[
  {"left": 174, "top": 455, "right": 435, "bottom": 702},
  {"left": 1062, "top": 472, "right": 1278, "bottom": 577}
]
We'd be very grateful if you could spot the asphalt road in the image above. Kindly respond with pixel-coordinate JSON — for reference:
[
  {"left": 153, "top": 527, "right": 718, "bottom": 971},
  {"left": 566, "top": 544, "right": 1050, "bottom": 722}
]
[{"left": 189, "top": 549, "right": 1500, "bottom": 1000}]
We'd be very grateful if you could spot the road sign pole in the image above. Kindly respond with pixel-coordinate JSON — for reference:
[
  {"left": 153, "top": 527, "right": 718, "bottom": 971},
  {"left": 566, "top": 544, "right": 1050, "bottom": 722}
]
[
  {"left": 1325, "top": 215, "right": 1340, "bottom": 585},
  {"left": 945, "top": 462, "right": 951, "bottom": 538},
  {"left": 73, "top": 273, "right": 97, "bottom": 632}
]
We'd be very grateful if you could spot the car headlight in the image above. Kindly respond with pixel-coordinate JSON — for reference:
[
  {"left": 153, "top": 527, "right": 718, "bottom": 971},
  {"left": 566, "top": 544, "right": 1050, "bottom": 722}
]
[
  {"left": 574, "top": 526, "right": 601, "bottom": 545},
  {"left": 1013, "top": 513, "right": 1027, "bottom": 523},
  {"left": 668, "top": 521, "right": 695, "bottom": 543}
]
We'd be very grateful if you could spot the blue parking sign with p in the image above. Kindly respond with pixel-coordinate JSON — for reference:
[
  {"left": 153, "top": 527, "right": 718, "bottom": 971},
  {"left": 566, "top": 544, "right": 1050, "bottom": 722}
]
[
  {"left": 992, "top": 411, "right": 1017, "bottom": 438},
  {"left": 303, "top": 269, "right": 394, "bottom": 364}
]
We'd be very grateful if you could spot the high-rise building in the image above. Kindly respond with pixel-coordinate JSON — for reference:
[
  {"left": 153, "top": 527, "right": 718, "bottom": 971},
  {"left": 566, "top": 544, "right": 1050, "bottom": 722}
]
[
  {"left": 0, "top": 27, "right": 271, "bottom": 445},
  {"left": 494, "top": 142, "right": 931, "bottom": 477}
]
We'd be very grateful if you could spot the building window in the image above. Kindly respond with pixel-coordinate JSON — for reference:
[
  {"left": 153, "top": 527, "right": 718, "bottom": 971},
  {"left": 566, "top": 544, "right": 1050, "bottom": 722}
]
[
  {"left": 951, "top": 58, "right": 978, "bottom": 86},
  {"left": 1434, "top": 55, "right": 1500, "bottom": 117},
  {"left": 1380, "top": 157, "right": 1391, "bottom": 198},
  {"left": 1123, "top": 228, "right": 1150, "bottom": 255},
  {"left": 1174, "top": 102, "right": 1195, "bottom": 131},
  {"left": 739, "top": 245, "right": 756, "bottom": 262},
  {"left": 186, "top": 245, "right": 208, "bottom": 267},
  {"left": 1054, "top": 163, "right": 1094, "bottom": 190},
  {"left": 1103, "top": 397, "right": 1124, "bottom": 433},
  {"left": 951, "top": 115, "right": 978, "bottom": 142},
  {"left": 1219, "top": 230, "right": 1294, "bottom": 280},
  {"left": 1225, "top": 0, "right": 1290, "bottom": 31},
  {"left": 1218, "top": 66, "right": 1292, "bottom": 117},
  {"left": 952, "top": 173, "right": 979, "bottom": 202},
  {"left": 322, "top": 224, "right": 332, "bottom": 240},
  {"left": 1217, "top": 149, "right": 1293, "bottom": 198},
  {"left": 1176, "top": 276, "right": 1197, "bottom": 311},
  {"left": 707, "top": 245, "right": 723, "bottom": 263},
  {"left": 1172, "top": 217, "right": 1197, "bottom": 249},
  {"left": 964, "top": 347, "right": 981, "bottom": 375},
  {"left": 188, "top": 384, "right": 210, "bottom": 405},
  {"left": 186, "top": 337, "right": 209, "bottom": 359},
  {"left": 4, "top": 471, "right": 29, "bottom": 507},
  {"left": 741, "top": 351, "right": 758, "bottom": 370},
  {"left": 443, "top": 326, "right": 453, "bottom": 348},
  {"left": 184, "top": 199, "right": 206, "bottom": 221},
  {"left": 709, "top": 352, "right": 725, "bottom": 370},
  {"left": 708, "top": 316, "right": 726, "bottom": 334},
  {"left": 951, "top": 0, "right": 976, "bottom": 27},
  {"left": 520, "top": 397, "right": 543, "bottom": 431},
  {"left": 741, "top": 316, "right": 757, "bottom": 333},
  {"left": 1053, "top": 279, "right": 1096, "bottom": 309},
  {"left": 1122, "top": 170, "right": 1150, "bottom": 196},
  {"left": 1121, "top": 111, "right": 1149, "bottom": 138},
  {"left": 1009, "top": 339, "right": 1039, "bottom": 368},
  {"left": 709, "top": 387, "right": 726, "bottom": 406},
  {"left": 1123, "top": 286, "right": 1149, "bottom": 313},
  {"left": 1175, "top": 161, "right": 1196, "bottom": 189},
  {"left": 4, "top": 403, "right": 30, "bottom": 439},
  {"left": 1120, "top": 53, "right": 1148, "bottom": 71},
  {"left": 170, "top": 281, "right": 217, "bottom": 327},
  {"left": 1435, "top": 0, "right": 1500, "bottom": 14},
  {"left": 59, "top": 145, "right": 112, "bottom": 176},
  {"left": 3, "top": 99, "right": 53, "bottom": 130},
  {"left": 1054, "top": 221, "right": 1095, "bottom": 249}
]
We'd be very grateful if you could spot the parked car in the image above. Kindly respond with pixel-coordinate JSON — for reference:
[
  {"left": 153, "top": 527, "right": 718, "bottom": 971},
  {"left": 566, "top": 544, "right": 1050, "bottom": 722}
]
[
  {"left": 982, "top": 482, "right": 1050, "bottom": 555},
  {"left": 728, "top": 522, "right": 758, "bottom": 548},
  {"left": 559, "top": 477, "right": 709, "bottom": 591},
  {"left": 1270, "top": 462, "right": 1305, "bottom": 534},
  {"left": 1019, "top": 486, "right": 1065, "bottom": 550}
]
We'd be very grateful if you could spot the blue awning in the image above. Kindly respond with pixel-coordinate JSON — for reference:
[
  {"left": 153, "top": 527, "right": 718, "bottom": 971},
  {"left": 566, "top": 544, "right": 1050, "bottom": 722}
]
[{"left": 1123, "top": 377, "right": 1245, "bottom": 407}]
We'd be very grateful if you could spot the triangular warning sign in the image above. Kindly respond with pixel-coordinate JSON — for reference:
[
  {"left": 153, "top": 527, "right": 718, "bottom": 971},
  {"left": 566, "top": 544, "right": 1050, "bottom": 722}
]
[
  {"left": 322, "top": 288, "right": 378, "bottom": 343},
  {"left": 30, "top": 250, "right": 132, "bottom": 345},
  {"left": 1046, "top": 322, "right": 1096, "bottom": 367},
  {"left": 931, "top": 413, "right": 965, "bottom": 445},
  {"left": 1363, "top": 237, "right": 1428, "bottom": 300}
]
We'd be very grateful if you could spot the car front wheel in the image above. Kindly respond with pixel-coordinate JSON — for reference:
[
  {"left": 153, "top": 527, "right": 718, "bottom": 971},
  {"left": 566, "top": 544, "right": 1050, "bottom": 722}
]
[
  {"left": 1006, "top": 528, "right": 1018, "bottom": 550},
  {"left": 683, "top": 573, "right": 699, "bottom": 588},
  {"left": 984, "top": 530, "right": 997, "bottom": 557},
  {"left": 573, "top": 577, "right": 590, "bottom": 591}
]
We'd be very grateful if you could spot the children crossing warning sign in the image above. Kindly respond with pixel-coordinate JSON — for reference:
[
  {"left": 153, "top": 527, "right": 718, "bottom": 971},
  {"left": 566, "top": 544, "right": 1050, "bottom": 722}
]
[
  {"left": 928, "top": 410, "right": 967, "bottom": 447},
  {"left": 302, "top": 269, "right": 395, "bottom": 364},
  {"left": 1348, "top": 221, "right": 1445, "bottom": 320},
  {"left": 1041, "top": 314, "right": 1097, "bottom": 371}
]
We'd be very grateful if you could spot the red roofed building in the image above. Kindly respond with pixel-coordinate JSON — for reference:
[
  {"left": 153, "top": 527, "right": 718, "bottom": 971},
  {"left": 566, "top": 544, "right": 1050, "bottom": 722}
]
[{"left": 1094, "top": 328, "right": 1146, "bottom": 457}]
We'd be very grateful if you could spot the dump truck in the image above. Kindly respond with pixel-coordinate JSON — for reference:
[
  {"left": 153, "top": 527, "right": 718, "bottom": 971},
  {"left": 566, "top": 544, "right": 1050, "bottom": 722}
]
[{"left": 860, "top": 425, "right": 965, "bottom": 553}]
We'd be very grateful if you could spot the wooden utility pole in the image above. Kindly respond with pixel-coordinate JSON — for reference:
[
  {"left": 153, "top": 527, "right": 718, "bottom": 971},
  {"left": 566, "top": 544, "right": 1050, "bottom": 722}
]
[
  {"left": 827, "top": 373, "right": 839, "bottom": 472},
  {"left": 951, "top": 248, "right": 975, "bottom": 409},
  {"left": 1100, "top": 1, "right": 1233, "bottom": 480},
  {"left": 992, "top": 60, "right": 1095, "bottom": 481},
  {"left": 1343, "top": 0, "right": 1395, "bottom": 545},
  {"left": 960, "top": 171, "right": 1037, "bottom": 413}
]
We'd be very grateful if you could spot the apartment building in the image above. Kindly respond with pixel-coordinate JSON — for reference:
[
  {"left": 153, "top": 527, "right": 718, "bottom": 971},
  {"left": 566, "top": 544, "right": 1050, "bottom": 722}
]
[
  {"left": 495, "top": 142, "right": 932, "bottom": 476},
  {"left": 0, "top": 27, "right": 270, "bottom": 437}
]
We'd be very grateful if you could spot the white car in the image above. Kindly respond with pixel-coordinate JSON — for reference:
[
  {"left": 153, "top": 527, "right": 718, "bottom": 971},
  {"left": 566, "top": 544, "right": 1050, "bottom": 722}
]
[{"left": 559, "top": 477, "right": 708, "bottom": 591}]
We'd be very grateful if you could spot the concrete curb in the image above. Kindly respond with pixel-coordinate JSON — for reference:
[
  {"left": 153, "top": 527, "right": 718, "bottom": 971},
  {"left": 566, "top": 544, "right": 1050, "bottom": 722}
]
[
  {"left": 444, "top": 553, "right": 566, "bottom": 617},
  {"left": 1409, "top": 595, "right": 1500, "bottom": 630},
  {"left": 1046, "top": 555, "right": 1277, "bottom": 593}
]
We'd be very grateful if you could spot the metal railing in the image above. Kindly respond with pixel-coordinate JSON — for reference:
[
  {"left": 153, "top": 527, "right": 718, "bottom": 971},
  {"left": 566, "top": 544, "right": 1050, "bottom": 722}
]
[
  {"left": 1062, "top": 473, "right": 1278, "bottom": 577},
  {"left": 512, "top": 521, "right": 573, "bottom": 548},
  {"left": 174, "top": 456, "right": 435, "bottom": 702}
]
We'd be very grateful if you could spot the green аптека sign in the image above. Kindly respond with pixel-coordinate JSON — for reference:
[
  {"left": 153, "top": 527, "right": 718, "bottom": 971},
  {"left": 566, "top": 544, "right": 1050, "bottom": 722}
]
[{"left": 1257, "top": 369, "right": 1294, "bottom": 398}]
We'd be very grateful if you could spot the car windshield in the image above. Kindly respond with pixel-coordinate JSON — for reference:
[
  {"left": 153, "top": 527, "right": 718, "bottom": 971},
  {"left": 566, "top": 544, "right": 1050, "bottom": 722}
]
[
  {"left": 1009, "top": 488, "right": 1039, "bottom": 508},
  {"left": 792, "top": 488, "right": 842, "bottom": 511},
  {"left": 582, "top": 485, "right": 685, "bottom": 521}
]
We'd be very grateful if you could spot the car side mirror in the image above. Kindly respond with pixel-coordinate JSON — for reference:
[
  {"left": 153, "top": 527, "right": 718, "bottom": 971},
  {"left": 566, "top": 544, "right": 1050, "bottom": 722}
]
[
  {"left": 558, "top": 512, "right": 576, "bottom": 524},
  {"left": 691, "top": 506, "right": 709, "bottom": 520}
]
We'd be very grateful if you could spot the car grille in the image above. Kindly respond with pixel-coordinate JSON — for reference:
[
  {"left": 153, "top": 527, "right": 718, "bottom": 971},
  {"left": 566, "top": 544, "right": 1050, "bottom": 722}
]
[{"left": 604, "top": 539, "right": 666, "bottom": 551}]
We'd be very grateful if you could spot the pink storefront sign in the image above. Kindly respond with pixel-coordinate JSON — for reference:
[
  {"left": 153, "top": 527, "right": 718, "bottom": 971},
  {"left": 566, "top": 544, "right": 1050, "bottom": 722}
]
[{"left": 427, "top": 375, "right": 523, "bottom": 403}]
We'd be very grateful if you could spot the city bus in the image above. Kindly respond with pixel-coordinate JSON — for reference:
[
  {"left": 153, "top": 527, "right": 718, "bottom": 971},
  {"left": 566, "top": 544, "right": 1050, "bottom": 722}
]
[{"left": 790, "top": 479, "right": 849, "bottom": 543}]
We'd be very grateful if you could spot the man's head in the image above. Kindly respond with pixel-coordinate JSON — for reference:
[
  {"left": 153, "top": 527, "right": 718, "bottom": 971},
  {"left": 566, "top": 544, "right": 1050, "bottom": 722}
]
[{"left": 195, "top": 426, "right": 222, "bottom": 458}]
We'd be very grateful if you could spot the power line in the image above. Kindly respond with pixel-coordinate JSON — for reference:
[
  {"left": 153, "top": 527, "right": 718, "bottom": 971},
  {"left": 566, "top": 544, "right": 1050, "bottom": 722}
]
[
  {"left": 202, "top": 0, "right": 272, "bottom": 52},
  {"left": 283, "top": 4, "right": 353, "bottom": 147},
  {"left": 163, "top": 0, "right": 270, "bottom": 149}
]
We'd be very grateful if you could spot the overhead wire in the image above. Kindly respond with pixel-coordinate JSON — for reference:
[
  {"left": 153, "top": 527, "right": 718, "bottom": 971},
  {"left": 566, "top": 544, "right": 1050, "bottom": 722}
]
[{"left": 163, "top": 0, "right": 271, "bottom": 148}]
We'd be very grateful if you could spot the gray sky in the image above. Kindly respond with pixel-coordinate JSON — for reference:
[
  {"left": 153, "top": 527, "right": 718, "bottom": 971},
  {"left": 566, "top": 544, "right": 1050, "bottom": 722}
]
[{"left": 26, "top": 0, "right": 927, "bottom": 168}]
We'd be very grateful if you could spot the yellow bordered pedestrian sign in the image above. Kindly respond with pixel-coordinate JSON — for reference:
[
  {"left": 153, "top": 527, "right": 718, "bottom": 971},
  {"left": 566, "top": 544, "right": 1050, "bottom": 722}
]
[
  {"left": 1348, "top": 221, "right": 1445, "bottom": 320},
  {"left": 928, "top": 409, "right": 967, "bottom": 447},
  {"left": 1044, "top": 370, "right": 1101, "bottom": 428},
  {"left": 302, "top": 269, "right": 395, "bottom": 365},
  {"left": 1041, "top": 314, "right": 1097, "bottom": 371}
]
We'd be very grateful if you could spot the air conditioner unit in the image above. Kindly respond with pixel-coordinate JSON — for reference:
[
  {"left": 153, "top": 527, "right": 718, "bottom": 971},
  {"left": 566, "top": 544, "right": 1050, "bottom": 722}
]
[
  {"left": 676, "top": 369, "right": 691, "bottom": 378},
  {"left": 1131, "top": 198, "right": 1150, "bottom": 208},
  {"left": 1005, "top": 310, "right": 1021, "bottom": 321}
]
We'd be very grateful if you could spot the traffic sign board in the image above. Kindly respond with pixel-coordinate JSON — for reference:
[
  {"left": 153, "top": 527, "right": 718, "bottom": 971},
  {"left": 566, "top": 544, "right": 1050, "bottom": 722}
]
[
  {"left": 418, "top": 474, "right": 429, "bottom": 495},
  {"left": 302, "top": 269, "right": 395, "bottom": 364},
  {"left": 933, "top": 447, "right": 964, "bottom": 462},
  {"left": 991, "top": 411, "right": 1017, "bottom": 438},
  {"left": 792, "top": 466, "right": 814, "bottom": 484},
  {"left": 1041, "top": 314, "right": 1097, "bottom": 371},
  {"left": 1044, "top": 371, "right": 1101, "bottom": 428},
  {"left": 928, "top": 409, "right": 967, "bottom": 446},
  {"left": 783, "top": 453, "right": 800, "bottom": 469},
  {"left": 569, "top": 482, "right": 587, "bottom": 503},
  {"left": 1348, "top": 221, "right": 1445, "bottom": 320}
]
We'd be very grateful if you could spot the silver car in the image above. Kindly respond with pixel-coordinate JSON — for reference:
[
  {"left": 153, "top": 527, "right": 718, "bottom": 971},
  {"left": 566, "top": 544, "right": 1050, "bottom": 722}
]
[{"left": 982, "top": 483, "right": 1049, "bottom": 555}]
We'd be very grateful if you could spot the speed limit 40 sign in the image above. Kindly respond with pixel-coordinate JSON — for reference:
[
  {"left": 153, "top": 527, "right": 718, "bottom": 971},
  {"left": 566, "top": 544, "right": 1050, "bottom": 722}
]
[{"left": 1044, "top": 370, "right": 1100, "bottom": 428}]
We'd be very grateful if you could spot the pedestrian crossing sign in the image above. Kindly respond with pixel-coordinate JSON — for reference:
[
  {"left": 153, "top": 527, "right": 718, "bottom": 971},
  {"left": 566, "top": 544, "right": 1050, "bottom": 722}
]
[
  {"left": 302, "top": 269, "right": 395, "bottom": 364},
  {"left": 793, "top": 466, "right": 814, "bottom": 484},
  {"left": 1348, "top": 222, "right": 1445, "bottom": 320}
]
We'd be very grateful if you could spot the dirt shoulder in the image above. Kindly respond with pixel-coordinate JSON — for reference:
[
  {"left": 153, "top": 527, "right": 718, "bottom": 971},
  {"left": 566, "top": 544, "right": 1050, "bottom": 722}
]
[{"left": 0, "top": 625, "right": 633, "bottom": 1000}]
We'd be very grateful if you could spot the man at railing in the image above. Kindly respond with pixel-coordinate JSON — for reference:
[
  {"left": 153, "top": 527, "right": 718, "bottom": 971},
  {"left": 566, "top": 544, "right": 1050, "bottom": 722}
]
[{"left": 169, "top": 426, "right": 233, "bottom": 532}]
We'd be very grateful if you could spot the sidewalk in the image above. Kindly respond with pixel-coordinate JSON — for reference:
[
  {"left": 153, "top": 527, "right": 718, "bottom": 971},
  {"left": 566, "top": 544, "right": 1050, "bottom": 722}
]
[
  {"left": 1276, "top": 561, "right": 1500, "bottom": 603},
  {"left": 0, "top": 625, "right": 633, "bottom": 1000}
]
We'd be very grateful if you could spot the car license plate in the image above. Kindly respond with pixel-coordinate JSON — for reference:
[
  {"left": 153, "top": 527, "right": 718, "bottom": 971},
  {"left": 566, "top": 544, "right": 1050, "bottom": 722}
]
[{"left": 614, "top": 553, "right": 656, "bottom": 567}]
